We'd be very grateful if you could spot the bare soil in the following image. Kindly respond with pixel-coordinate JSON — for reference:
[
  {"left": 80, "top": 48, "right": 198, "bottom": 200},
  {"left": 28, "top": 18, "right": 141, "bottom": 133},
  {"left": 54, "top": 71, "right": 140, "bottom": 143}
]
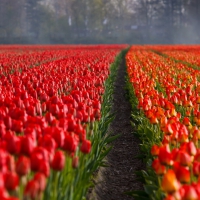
[{"left": 87, "top": 57, "right": 144, "bottom": 200}]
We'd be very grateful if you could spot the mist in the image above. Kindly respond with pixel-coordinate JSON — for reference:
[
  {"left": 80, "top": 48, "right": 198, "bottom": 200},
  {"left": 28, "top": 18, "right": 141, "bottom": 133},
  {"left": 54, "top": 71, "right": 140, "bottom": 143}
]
[{"left": 0, "top": 0, "right": 199, "bottom": 44}]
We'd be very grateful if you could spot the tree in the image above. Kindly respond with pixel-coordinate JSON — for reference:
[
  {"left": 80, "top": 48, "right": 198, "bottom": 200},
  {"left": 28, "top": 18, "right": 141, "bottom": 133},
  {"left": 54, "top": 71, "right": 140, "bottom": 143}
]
[{"left": 25, "top": 0, "right": 42, "bottom": 39}]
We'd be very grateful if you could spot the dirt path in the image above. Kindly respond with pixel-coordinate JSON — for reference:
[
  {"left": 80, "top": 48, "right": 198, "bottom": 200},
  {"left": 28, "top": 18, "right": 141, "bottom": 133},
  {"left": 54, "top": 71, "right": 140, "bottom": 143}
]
[{"left": 88, "top": 57, "right": 144, "bottom": 200}]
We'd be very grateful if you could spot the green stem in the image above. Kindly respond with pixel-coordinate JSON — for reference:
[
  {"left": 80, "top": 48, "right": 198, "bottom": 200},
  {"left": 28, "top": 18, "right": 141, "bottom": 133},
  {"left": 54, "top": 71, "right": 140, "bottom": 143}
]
[{"left": 52, "top": 170, "right": 59, "bottom": 199}]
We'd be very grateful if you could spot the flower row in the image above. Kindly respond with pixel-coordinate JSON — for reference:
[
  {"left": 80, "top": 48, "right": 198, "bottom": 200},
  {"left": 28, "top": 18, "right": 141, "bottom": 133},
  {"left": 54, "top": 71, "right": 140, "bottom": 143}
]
[
  {"left": 126, "top": 46, "right": 200, "bottom": 200},
  {"left": 0, "top": 45, "right": 126, "bottom": 200}
]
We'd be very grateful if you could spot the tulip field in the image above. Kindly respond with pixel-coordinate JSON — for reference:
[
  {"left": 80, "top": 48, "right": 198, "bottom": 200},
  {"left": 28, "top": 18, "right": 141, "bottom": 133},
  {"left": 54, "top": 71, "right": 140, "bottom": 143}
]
[
  {"left": 0, "top": 44, "right": 127, "bottom": 200},
  {"left": 126, "top": 45, "right": 200, "bottom": 200},
  {"left": 1, "top": 44, "right": 200, "bottom": 200}
]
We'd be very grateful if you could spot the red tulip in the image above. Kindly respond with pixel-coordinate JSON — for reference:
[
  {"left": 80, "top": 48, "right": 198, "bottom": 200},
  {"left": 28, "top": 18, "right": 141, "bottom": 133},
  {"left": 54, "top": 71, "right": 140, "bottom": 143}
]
[
  {"left": 0, "top": 149, "right": 8, "bottom": 171},
  {"left": 51, "top": 150, "right": 65, "bottom": 171},
  {"left": 24, "top": 180, "right": 39, "bottom": 200},
  {"left": 175, "top": 151, "right": 192, "bottom": 166},
  {"left": 45, "top": 112, "right": 55, "bottom": 125},
  {"left": 151, "top": 144, "right": 160, "bottom": 156},
  {"left": 93, "top": 100, "right": 101, "bottom": 109},
  {"left": 24, "top": 127, "right": 37, "bottom": 141},
  {"left": 0, "top": 172, "right": 5, "bottom": 189},
  {"left": 51, "top": 127, "right": 65, "bottom": 148},
  {"left": 11, "top": 120, "right": 23, "bottom": 133},
  {"left": 4, "top": 116, "right": 12, "bottom": 130},
  {"left": 80, "top": 139, "right": 91, "bottom": 154},
  {"left": 176, "top": 165, "right": 190, "bottom": 183},
  {"left": 158, "top": 145, "right": 173, "bottom": 166},
  {"left": 63, "top": 133, "right": 77, "bottom": 153},
  {"left": 21, "top": 135, "right": 35, "bottom": 156},
  {"left": 152, "top": 158, "right": 166, "bottom": 175},
  {"left": 0, "top": 187, "right": 8, "bottom": 199},
  {"left": 50, "top": 104, "right": 60, "bottom": 117},
  {"left": 16, "top": 156, "right": 30, "bottom": 176},
  {"left": 0, "top": 120, "right": 6, "bottom": 137},
  {"left": 26, "top": 105, "right": 36, "bottom": 116},
  {"left": 67, "top": 118, "right": 76, "bottom": 132},
  {"left": 6, "top": 155, "right": 15, "bottom": 172},
  {"left": 58, "top": 118, "right": 68, "bottom": 131},
  {"left": 5, "top": 134, "right": 21, "bottom": 155},
  {"left": 33, "top": 172, "right": 46, "bottom": 193},
  {"left": 39, "top": 134, "right": 57, "bottom": 154},
  {"left": 186, "top": 141, "right": 197, "bottom": 156},
  {"left": 4, "top": 171, "right": 19, "bottom": 191},
  {"left": 193, "top": 161, "right": 200, "bottom": 176},
  {"left": 182, "top": 185, "right": 198, "bottom": 200},
  {"left": 38, "top": 160, "right": 50, "bottom": 177}
]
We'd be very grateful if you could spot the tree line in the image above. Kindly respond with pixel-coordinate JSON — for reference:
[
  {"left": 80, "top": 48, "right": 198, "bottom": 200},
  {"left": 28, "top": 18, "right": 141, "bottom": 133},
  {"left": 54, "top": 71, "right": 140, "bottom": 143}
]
[{"left": 0, "top": 0, "right": 199, "bottom": 44}]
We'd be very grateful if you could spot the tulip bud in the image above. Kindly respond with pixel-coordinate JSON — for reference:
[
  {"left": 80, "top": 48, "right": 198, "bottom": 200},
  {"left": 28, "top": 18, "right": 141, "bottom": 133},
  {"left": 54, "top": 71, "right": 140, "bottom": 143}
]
[
  {"left": 24, "top": 180, "right": 39, "bottom": 200},
  {"left": 16, "top": 156, "right": 30, "bottom": 176},
  {"left": 161, "top": 169, "right": 180, "bottom": 193},
  {"left": 51, "top": 127, "right": 65, "bottom": 148},
  {"left": 176, "top": 165, "right": 190, "bottom": 183},
  {"left": 151, "top": 144, "right": 160, "bottom": 156},
  {"left": 39, "top": 160, "right": 50, "bottom": 177},
  {"left": 182, "top": 185, "right": 198, "bottom": 200},
  {"left": 4, "top": 171, "right": 19, "bottom": 191},
  {"left": 178, "top": 151, "right": 192, "bottom": 166},
  {"left": 0, "top": 120, "right": 6, "bottom": 137},
  {"left": 51, "top": 151, "right": 65, "bottom": 171},
  {"left": 0, "top": 172, "right": 4, "bottom": 188},
  {"left": 80, "top": 139, "right": 91, "bottom": 154},
  {"left": 186, "top": 141, "right": 197, "bottom": 156},
  {"left": 31, "top": 152, "right": 43, "bottom": 172},
  {"left": 72, "top": 156, "right": 79, "bottom": 169},
  {"left": 39, "top": 134, "right": 57, "bottom": 154},
  {"left": 193, "top": 161, "right": 200, "bottom": 177},
  {"left": 21, "top": 135, "right": 35, "bottom": 156},
  {"left": 33, "top": 172, "right": 46, "bottom": 193},
  {"left": 5, "top": 134, "right": 21, "bottom": 155},
  {"left": 158, "top": 146, "right": 173, "bottom": 166},
  {"left": 63, "top": 134, "right": 77, "bottom": 153},
  {"left": 152, "top": 158, "right": 166, "bottom": 175},
  {"left": 6, "top": 154, "right": 15, "bottom": 172}
]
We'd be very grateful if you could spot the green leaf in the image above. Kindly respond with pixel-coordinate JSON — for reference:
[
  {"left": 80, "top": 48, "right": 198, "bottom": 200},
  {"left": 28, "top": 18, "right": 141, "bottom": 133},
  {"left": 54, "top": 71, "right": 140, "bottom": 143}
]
[
  {"left": 99, "top": 146, "right": 112, "bottom": 159},
  {"left": 104, "top": 133, "right": 121, "bottom": 144},
  {"left": 125, "top": 190, "right": 149, "bottom": 200},
  {"left": 144, "top": 185, "right": 158, "bottom": 196},
  {"left": 145, "top": 127, "right": 154, "bottom": 141}
]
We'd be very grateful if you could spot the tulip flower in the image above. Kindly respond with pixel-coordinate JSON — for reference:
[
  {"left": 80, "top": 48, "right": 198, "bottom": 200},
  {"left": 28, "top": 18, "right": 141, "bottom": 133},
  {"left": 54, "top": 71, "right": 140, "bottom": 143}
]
[
  {"left": 158, "top": 145, "right": 173, "bottom": 166},
  {"left": 4, "top": 171, "right": 19, "bottom": 191},
  {"left": 24, "top": 179, "right": 39, "bottom": 200},
  {"left": 51, "top": 150, "right": 65, "bottom": 171},
  {"left": 151, "top": 144, "right": 160, "bottom": 156},
  {"left": 33, "top": 172, "right": 46, "bottom": 193},
  {"left": 80, "top": 139, "right": 91, "bottom": 154},
  {"left": 161, "top": 169, "right": 180, "bottom": 193},
  {"left": 63, "top": 133, "right": 77, "bottom": 153},
  {"left": 16, "top": 156, "right": 30, "bottom": 176},
  {"left": 176, "top": 165, "right": 191, "bottom": 183},
  {"left": 182, "top": 185, "right": 198, "bottom": 200}
]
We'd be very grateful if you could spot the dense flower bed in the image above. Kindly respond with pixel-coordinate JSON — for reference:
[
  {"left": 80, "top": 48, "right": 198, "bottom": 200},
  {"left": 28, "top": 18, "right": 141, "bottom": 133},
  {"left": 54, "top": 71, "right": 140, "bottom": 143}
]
[
  {"left": 126, "top": 45, "right": 200, "bottom": 200},
  {"left": 0, "top": 45, "right": 126, "bottom": 200},
  {"left": 147, "top": 45, "right": 200, "bottom": 67}
]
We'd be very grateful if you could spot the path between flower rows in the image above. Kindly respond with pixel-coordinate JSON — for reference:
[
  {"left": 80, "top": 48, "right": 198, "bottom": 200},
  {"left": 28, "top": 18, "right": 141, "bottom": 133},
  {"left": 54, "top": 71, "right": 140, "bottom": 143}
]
[{"left": 87, "top": 56, "right": 144, "bottom": 200}]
